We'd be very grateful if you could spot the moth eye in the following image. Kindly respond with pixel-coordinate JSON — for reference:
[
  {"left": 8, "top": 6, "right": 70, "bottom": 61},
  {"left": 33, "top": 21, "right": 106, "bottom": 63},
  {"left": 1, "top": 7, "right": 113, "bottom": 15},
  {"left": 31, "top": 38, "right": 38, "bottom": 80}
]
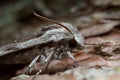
[{"left": 69, "top": 39, "right": 77, "bottom": 47}]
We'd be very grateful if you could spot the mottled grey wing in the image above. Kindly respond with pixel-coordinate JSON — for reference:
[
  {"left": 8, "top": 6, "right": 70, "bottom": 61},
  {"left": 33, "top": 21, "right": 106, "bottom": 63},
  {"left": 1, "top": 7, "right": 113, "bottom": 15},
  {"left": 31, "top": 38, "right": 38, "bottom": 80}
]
[{"left": 0, "top": 26, "right": 72, "bottom": 56}]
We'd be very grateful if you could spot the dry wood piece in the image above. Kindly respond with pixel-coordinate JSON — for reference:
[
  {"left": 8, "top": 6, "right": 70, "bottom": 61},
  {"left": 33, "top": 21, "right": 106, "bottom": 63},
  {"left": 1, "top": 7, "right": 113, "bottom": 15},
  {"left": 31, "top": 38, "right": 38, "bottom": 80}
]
[
  {"left": 85, "top": 34, "right": 120, "bottom": 55},
  {"left": 11, "top": 67, "right": 120, "bottom": 80},
  {"left": 79, "top": 20, "right": 120, "bottom": 37}
]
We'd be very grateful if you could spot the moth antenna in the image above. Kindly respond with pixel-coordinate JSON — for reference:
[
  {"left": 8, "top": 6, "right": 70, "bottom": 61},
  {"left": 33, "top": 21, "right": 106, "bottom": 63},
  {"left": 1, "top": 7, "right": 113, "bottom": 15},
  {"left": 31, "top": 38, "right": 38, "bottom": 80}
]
[{"left": 33, "top": 11, "right": 73, "bottom": 34}]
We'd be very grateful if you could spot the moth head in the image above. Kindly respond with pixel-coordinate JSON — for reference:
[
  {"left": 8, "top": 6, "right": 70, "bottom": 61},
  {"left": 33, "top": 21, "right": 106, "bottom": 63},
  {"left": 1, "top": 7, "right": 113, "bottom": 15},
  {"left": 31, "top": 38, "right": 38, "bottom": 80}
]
[
  {"left": 74, "top": 32, "right": 84, "bottom": 49},
  {"left": 60, "top": 23, "right": 84, "bottom": 49}
]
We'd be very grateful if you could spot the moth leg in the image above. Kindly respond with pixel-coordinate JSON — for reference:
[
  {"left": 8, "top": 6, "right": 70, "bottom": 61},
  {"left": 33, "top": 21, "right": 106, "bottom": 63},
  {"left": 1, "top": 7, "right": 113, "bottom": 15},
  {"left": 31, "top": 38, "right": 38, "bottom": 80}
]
[
  {"left": 66, "top": 51, "right": 79, "bottom": 67},
  {"left": 24, "top": 48, "right": 44, "bottom": 74},
  {"left": 44, "top": 51, "right": 54, "bottom": 71},
  {"left": 36, "top": 51, "right": 54, "bottom": 75},
  {"left": 32, "top": 51, "right": 56, "bottom": 80},
  {"left": 65, "top": 40, "right": 79, "bottom": 67},
  {"left": 24, "top": 55, "right": 40, "bottom": 74}
]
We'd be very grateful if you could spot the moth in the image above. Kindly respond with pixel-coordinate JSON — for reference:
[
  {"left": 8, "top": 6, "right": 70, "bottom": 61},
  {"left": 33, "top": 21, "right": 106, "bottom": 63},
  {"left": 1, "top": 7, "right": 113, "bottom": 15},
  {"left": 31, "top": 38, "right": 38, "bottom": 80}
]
[{"left": 0, "top": 12, "right": 84, "bottom": 73}]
